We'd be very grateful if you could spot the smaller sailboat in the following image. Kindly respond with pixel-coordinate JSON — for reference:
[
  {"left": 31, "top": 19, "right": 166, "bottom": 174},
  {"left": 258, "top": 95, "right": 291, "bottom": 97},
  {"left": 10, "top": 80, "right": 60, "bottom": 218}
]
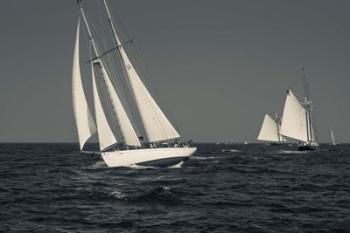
[
  {"left": 257, "top": 113, "right": 286, "bottom": 144},
  {"left": 330, "top": 129, "right": 336, "bottom": 146},
  {"left": 279, "top": 75, "right": 319, "bottom": 151}
]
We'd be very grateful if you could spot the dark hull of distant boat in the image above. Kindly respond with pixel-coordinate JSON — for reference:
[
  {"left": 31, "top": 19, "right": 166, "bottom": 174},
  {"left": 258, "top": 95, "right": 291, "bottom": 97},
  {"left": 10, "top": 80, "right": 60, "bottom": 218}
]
[
  {"left": 298, "top": 145, "right": 318, "bottom": 151},
  {"left": 270, "top": 142, "right": 287, "bottom": 146}
]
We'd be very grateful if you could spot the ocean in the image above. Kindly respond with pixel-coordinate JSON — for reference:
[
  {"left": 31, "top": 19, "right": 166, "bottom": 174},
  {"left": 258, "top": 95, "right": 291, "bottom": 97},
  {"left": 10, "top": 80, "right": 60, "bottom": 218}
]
[{"left": 0, "top": 143, "right": 349, "bottom": 233}]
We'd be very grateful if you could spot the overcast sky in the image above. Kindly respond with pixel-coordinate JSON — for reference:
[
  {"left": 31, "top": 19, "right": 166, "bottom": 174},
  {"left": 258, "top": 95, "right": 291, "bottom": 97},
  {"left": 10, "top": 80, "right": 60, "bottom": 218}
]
[{"left": 0, "top": 0, "right": 349, "bottom": 143}]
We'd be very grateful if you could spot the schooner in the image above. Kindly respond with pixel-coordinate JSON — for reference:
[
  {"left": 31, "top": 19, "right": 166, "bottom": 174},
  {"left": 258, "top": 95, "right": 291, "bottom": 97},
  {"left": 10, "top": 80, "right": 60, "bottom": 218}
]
[
  {"left": 279, "top": 74, "right": 319, "bottom": 151},
  {"left": 72, "top": 0, "right": 196, "bottom": 167}
]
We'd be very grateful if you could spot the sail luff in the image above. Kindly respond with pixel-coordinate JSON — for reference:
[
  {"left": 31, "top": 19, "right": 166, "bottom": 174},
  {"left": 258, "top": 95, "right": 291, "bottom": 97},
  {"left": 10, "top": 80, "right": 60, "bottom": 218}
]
[
  {"left": 102, "top": 0, "right": 180, "bottom": 142},
  {"left": 72, "top": 19, "right": 97, "bottom": 150},
  {"left": 280, "top": 89, "right": 308, "bottom": 142}
]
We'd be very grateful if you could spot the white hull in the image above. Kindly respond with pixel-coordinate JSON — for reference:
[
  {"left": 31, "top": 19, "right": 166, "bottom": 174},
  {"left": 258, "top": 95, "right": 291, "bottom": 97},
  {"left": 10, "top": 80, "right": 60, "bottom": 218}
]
[{"left": 101, "top": 147, "right": 197, "bottom": 168}]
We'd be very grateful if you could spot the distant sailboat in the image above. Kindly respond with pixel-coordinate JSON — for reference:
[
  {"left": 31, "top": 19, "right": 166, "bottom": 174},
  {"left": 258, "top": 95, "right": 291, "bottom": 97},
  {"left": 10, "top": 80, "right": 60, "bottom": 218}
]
[
  {"left": 279, "top": 74, "right": 318, "bottom": 151},
  {"left": 330, "top": 129, "right": 336, "bottom": 146},
  {"left": 257, "top": 113, "right": 287, "bottom": 144},
  {"left": 72, "top": 0, "right": 196, "bottom": 167}
]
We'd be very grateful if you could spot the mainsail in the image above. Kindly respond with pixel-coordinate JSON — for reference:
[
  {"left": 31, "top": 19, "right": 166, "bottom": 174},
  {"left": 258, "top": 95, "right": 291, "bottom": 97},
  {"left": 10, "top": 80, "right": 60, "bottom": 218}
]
[
  {"left": 280, "top": 89, "right": 308, "bottom": 142},
  {"left": 257, "top": 114, "right": 280, "bottom": 142},
  {"left": 102, "top": 0, "right": 180, "bottom": 143},
  {"left": 72, "top": 20, "right": 96, "bottom": 150}
]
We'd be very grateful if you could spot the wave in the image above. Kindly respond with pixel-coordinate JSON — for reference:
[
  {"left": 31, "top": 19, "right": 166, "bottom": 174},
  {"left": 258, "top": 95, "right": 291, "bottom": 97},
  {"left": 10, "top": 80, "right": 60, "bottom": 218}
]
[
  {"left": 132, "top": 186, "right": 180, "bottom": 204},
  {"left": 169, "top": 161, "right": 184, "bottom": 168},
  {"left": 109, "top": 191, "right": 128, "bottom": 200},
  {"left": 108, "top": 186, "right": 181, "bottom": 204},
  {"left": 278, "top": 150, "right": 311, "bottom": 154},
  {"left": 229, "top": 149, "right": 241, "bottom": 153},
  {"left": 191, "top": 156, "right": 216, "bottom": 160},
  {"left": 90, "top": 161, "right": 106, "bottom": 169}
]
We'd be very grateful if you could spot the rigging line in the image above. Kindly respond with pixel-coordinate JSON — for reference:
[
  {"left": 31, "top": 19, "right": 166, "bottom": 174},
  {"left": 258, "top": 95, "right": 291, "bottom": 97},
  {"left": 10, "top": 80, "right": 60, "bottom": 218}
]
[
  {"left": 85, "top": 40, "right": 134, "bottom": 63},
  {"left": 108, "top": 0, "right": 133, "bottom": 44}
]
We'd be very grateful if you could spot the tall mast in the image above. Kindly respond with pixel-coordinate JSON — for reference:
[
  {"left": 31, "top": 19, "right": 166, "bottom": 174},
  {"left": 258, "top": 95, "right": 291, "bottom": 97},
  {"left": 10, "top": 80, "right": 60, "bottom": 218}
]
[
  {"left": 102, "top": 0, "right": 122, "bottom": 47},
  {"left": 274, "top": 112, "right": 281, "bottom": 142},
  {"left": 302, "top": 68, "right": 313, "bottom": 144},
  {"left": 77, "top": 1, "right": 99, "bottom": 58}
]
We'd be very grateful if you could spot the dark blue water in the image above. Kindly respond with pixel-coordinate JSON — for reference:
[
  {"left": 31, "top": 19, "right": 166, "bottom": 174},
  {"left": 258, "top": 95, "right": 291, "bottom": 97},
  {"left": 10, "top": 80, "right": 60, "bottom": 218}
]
[{"left": 0, "top": 143, "right": 349, "bottom": 233}]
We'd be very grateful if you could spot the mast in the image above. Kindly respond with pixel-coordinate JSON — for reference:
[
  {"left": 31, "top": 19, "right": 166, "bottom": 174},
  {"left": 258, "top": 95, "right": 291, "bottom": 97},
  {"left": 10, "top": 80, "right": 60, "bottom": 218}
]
[
  {"left": 302, "top": 68, "right": 313, "bottom": 144},
  {"left": 78, "top": 1, "right": 99, "bottom": 59},
  {"left": 102, "top": 0, "right": 122, "bottom": 46},
  {"left": 274, "top": 113, "right": 281, "bottom": 142},
  {"left": 77, "top": 0, "right": 142, "bottom": 147}
]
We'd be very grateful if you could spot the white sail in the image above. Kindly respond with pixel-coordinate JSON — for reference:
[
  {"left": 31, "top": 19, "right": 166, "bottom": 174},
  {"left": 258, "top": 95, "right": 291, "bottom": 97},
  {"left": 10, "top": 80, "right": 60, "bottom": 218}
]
[
  {"left": 257, "top": 114, "right": 280, "bottom": 142},
  {"left": 98, "top": 63, "right": 141, "bottom": 146},
  {"left": 92, "top": 62, "right": 117, "bottom": 151},
  {"left": 331, "top": 129, "right": 336, "bottom": 145},
  {"left": 116, "top": 42, "right": 180, "bottom": 142},
  {"left": 100, "top": 1, "right": 180, "bottom": 143},
  {"left": 280, "top": 89, "right": 308, "bottom": 142},
  {"left": 72, "top": 20, "right": 96, "bottom": 150}
]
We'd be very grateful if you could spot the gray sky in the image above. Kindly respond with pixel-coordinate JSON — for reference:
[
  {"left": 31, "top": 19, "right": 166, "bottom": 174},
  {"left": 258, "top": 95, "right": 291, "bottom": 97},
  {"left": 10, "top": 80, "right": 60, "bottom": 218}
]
[{"left": 0, "top": 0, "right": 349, "bottom": 143}]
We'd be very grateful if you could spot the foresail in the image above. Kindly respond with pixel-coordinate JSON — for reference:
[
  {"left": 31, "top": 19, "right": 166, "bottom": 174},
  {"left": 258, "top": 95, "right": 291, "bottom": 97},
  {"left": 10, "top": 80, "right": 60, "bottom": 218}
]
[
  {"left": 72, "top": 20, "right": 96, "bottom": 150},
  {"left": 98, "top": 63, "right": 141, "bottom": 146},
  {"left": 92, "top": 63, "right": 117, "bottom": 151},
  {"left": 118, "top": 47, "right": 180, "bottom": 142},
  {"left": 257, "top": 114, "right": 280, "bottom": 142},
  {"left": 280, "top": 90, "right": 308, "bottom": 142}
]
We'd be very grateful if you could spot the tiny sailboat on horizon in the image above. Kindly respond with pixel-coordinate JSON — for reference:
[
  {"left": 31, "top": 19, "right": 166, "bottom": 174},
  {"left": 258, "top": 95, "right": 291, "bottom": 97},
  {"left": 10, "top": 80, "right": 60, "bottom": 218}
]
[
  {"left": 330, "top": 129, "right": 336, "bottom": 146},
  {"left": 72, "top": 0, "right": 196, "bottom": 167}
]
